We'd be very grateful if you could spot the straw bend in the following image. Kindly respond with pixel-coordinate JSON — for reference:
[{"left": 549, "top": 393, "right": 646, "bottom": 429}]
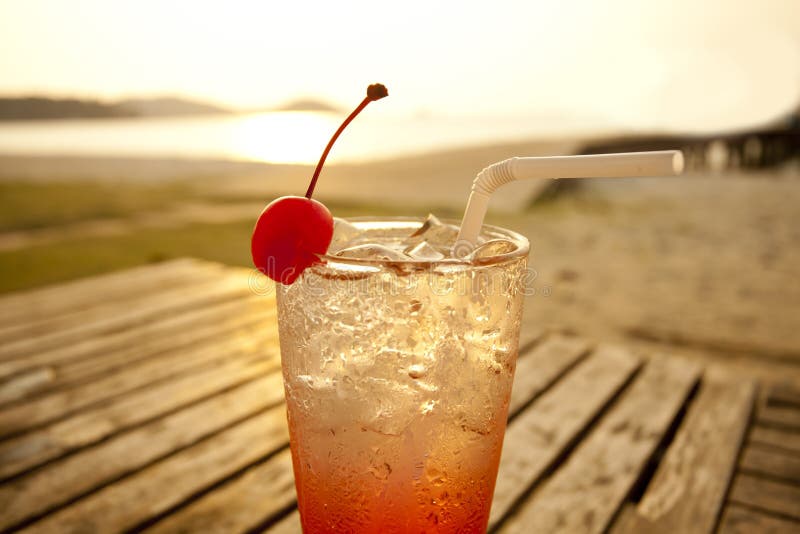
[{"left": 472, "top": 157, "right": 520, "bottom": 195}]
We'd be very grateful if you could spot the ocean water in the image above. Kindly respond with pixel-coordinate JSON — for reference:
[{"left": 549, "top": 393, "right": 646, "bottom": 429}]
[{"left": 0, "top": 111, "right": 606, "bottom": 164}]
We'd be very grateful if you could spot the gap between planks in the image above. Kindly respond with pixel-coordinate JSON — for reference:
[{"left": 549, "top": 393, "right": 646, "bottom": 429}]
[
  {"left": 611, "top": 368, "right": 756, "bottom": 534},
  {"left": 728, "top": 472, "right": 800, "bottom": 522},
  {"left": 718, "top": 503, "right": 800, "bottom": 534},
  {"left": 749, "top": 426, "right": 800, "bottom": 456},
  {"left": 0, "top": 258, "right": 222, "bottom": 328},
  {"left": 0, "top": 317, "right": 278, "bottom": 439},
  {"left": 739, "top": 444, "right": 800, "bottom": 485},
  {"left": 0, "top": 373, "right": 286, "bottom": 532},
  {"left": 489, "top": 344, "right": 642, "bottom": 529},
  {"left": 0, "top": 269, "right": 259, "bottom": 362},
  {"left": 0, "top": 352, "right": 280, "bottom": 481},
  {"left": 496, "top": 356, "right": 701, "bottom": 534},
  {"left": 0, "top": 293, "right": 275, "bottom": 391},
  {"left": 15, "top": 405, "right": 291, "bottom": 533},
  {"left": 0, "top": 260, "right": 234, "bottom": 344}
]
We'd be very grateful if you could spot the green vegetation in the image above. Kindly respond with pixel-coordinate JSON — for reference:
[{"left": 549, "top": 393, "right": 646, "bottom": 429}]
[
  {"left": 0, "top": 181, "right": 195, "bottom": 232},
  {"left": 0, "top": 96, "right": 230, "bottom": 120},
  {"left": 0, "top": 221, "right": 254, "bottom": 294},
  {"left": 0, "top": 180, "right": 241, "bottom": 293}
]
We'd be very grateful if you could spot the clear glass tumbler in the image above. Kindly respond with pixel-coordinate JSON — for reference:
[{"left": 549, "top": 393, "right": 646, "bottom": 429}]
[{"left": 275, "top": 217, "right": 529, "bottom": 534}]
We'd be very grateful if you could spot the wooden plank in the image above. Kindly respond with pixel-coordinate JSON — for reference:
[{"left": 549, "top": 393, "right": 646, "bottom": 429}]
[
  {"left": 0, "top": 258, "right": 221, "bottom": 327},
  {"left": 0, "top": 373, "right": 285, "bottom": 531},
  {"left": 269, "top": 511, "right": 302, "bottom": 534},
  {"left": 0, "top": 293, "right": 274, "bottom": 386},
  {"left": 0, "top": 368, "right": 55, "bottom": 406},
  {"left": 0, "top": 258, "right": 201, "bottom": 321},
  {"left": 0, "top": 270, "right": 254, "bottom": 361},
  {"left": 719, "top": 503, "right": 800, "bottom": 534},
  {"left": 489, "top": 345, "right": 641, "bottom": 528},
  {"left": 612, "top": 369, "right": 756, "bottom": 534},
  {"left": 0, "top": 351, "right": 279, "bottom": 480},
  {"left": 0, "top": 320, "right": 278, "bottom": 437},
  {"left": 498, "top": 357, "right": 700, "bottom": 534},
  {"left": 740, "top": 445, "right": 800, "bottom": 483},
  {"left": 750, "top": 426, "right": 800, "bottom": 455},
  {"left": 24, "top": 406, "right": 291, "bottom": 533},
  {"left": 728, "top": 473, "right": 800, "bottom": 520},
  {"left": 758, "top": 405, "right": 800, "bottom": 431},
  {"left": 767, "top": 384, "right": 800, "bottom": 409},
  {"left": 0, "top": 261, "right": 231, "bottom": 343},
  {"left": 517, "top": 326, "right": 546, "bottom": 354},
  {"left": 508, "top": 335, "right": 590, "bottom": 417},
  {"left": 148, "top": 449, "right": 296, "bottom": 534},
  {"left": 0, "top": 296, "right": 275, "bottom": 404}
]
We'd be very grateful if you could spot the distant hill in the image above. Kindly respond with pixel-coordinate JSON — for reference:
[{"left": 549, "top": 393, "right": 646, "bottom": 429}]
[
  {"left": 0, "top": 96, "right": 231, "bottom": 121},
  {"left": 115, "top": 97, "right": 229, "bottom": 117},
  {"left": 272, "top": 98, "right": 342, "bottom": 113}
]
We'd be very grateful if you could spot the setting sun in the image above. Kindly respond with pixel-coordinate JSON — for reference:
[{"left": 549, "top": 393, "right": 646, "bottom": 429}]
[{"left": 229, "top": 112, "right": 339, "bottom": 164}]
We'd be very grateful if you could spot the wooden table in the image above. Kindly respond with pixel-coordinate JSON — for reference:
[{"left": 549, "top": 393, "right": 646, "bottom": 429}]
[{"left": 1, "top": 259, "right": 798, "bottom": 533}]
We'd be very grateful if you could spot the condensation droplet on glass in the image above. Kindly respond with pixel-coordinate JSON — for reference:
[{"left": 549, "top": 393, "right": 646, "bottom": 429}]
[
  {"left": 368, "top": 462, "right": 392, "bottom": 480},
  {"left": 408, "top": 364, "right": 428, "bottom": 379},
  {"left": 487, "top": 361, "right": 503, "bottom": 375},
  {"left": 426, "top": 467, "right": 447, "bottom": 486}
]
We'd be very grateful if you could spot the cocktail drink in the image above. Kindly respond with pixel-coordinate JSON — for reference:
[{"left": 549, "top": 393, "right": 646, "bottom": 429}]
[
  {"left": 276, "top": 217, "right": 529, "bottom": 533},
  {"left": 250, "top": 82, "right": 682, "bottom": 534}
]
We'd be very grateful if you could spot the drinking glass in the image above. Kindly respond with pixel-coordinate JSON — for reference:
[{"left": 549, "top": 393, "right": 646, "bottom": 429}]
[{"left": 275, "top": 217, "right": 529, "bottom": 534}]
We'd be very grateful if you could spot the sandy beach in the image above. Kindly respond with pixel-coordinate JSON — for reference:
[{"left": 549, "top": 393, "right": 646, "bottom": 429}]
[{"left": 1, "top": 144, "right": 799, "bottom": 390}]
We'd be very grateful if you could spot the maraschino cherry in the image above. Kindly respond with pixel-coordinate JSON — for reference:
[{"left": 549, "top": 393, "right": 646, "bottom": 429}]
[{"left": 252, "top": 83, "right": 389, "bottom": 284}]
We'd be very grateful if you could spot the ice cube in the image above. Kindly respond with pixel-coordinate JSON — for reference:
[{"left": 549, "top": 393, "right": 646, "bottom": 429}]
[
  {"left": 355, "top": 377, "right": 420, "bottom": 436},
  {"left": 403, "top": 241, "right": 445, "bottom": 261},
  {"left": 409, "top": 214, "right": 444, "bottom": 237},
  {"left": 328, "top": 218, "right": 361, "bottom": 253},
  {"left": 466, "top": 239, "right": 518, "bottom": 260},
  {"left": 407, "top": 214, "right": 461, "bottom": 248},
  {"left": 334, "top": 243, "right": 408, "bottom": 261},
  {"left": 287, "top": 375, "right": 344, "bottom": 430}
]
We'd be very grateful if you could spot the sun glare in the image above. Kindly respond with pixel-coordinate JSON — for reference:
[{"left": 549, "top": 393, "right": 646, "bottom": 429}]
[{"left": 228, "top": 111, "right": 339, "bottom": 164}]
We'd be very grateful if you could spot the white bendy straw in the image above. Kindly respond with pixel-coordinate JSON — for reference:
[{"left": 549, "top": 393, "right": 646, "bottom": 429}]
[{"left": 455, "top": 150, "right": 684, "bottom": 254}]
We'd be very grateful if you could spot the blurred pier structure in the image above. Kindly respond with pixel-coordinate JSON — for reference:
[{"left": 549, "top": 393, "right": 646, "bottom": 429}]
[{"left": 580, "top": 106, "right": 800, "bottom": 173}]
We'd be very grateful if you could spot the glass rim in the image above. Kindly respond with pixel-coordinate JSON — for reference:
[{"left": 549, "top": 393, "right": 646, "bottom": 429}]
[{"left": 316, "top": 216, "right": 530, "bottom": 269}]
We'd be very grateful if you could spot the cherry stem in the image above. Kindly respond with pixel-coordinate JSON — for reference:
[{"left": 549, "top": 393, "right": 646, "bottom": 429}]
[{"left": 305, "top": 97, "right": 370, "bottom": 199}]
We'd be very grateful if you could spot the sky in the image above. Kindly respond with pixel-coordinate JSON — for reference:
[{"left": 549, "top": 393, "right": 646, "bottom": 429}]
[{"left": 1, "top": 0, "right": 799, "bottom": 134}]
